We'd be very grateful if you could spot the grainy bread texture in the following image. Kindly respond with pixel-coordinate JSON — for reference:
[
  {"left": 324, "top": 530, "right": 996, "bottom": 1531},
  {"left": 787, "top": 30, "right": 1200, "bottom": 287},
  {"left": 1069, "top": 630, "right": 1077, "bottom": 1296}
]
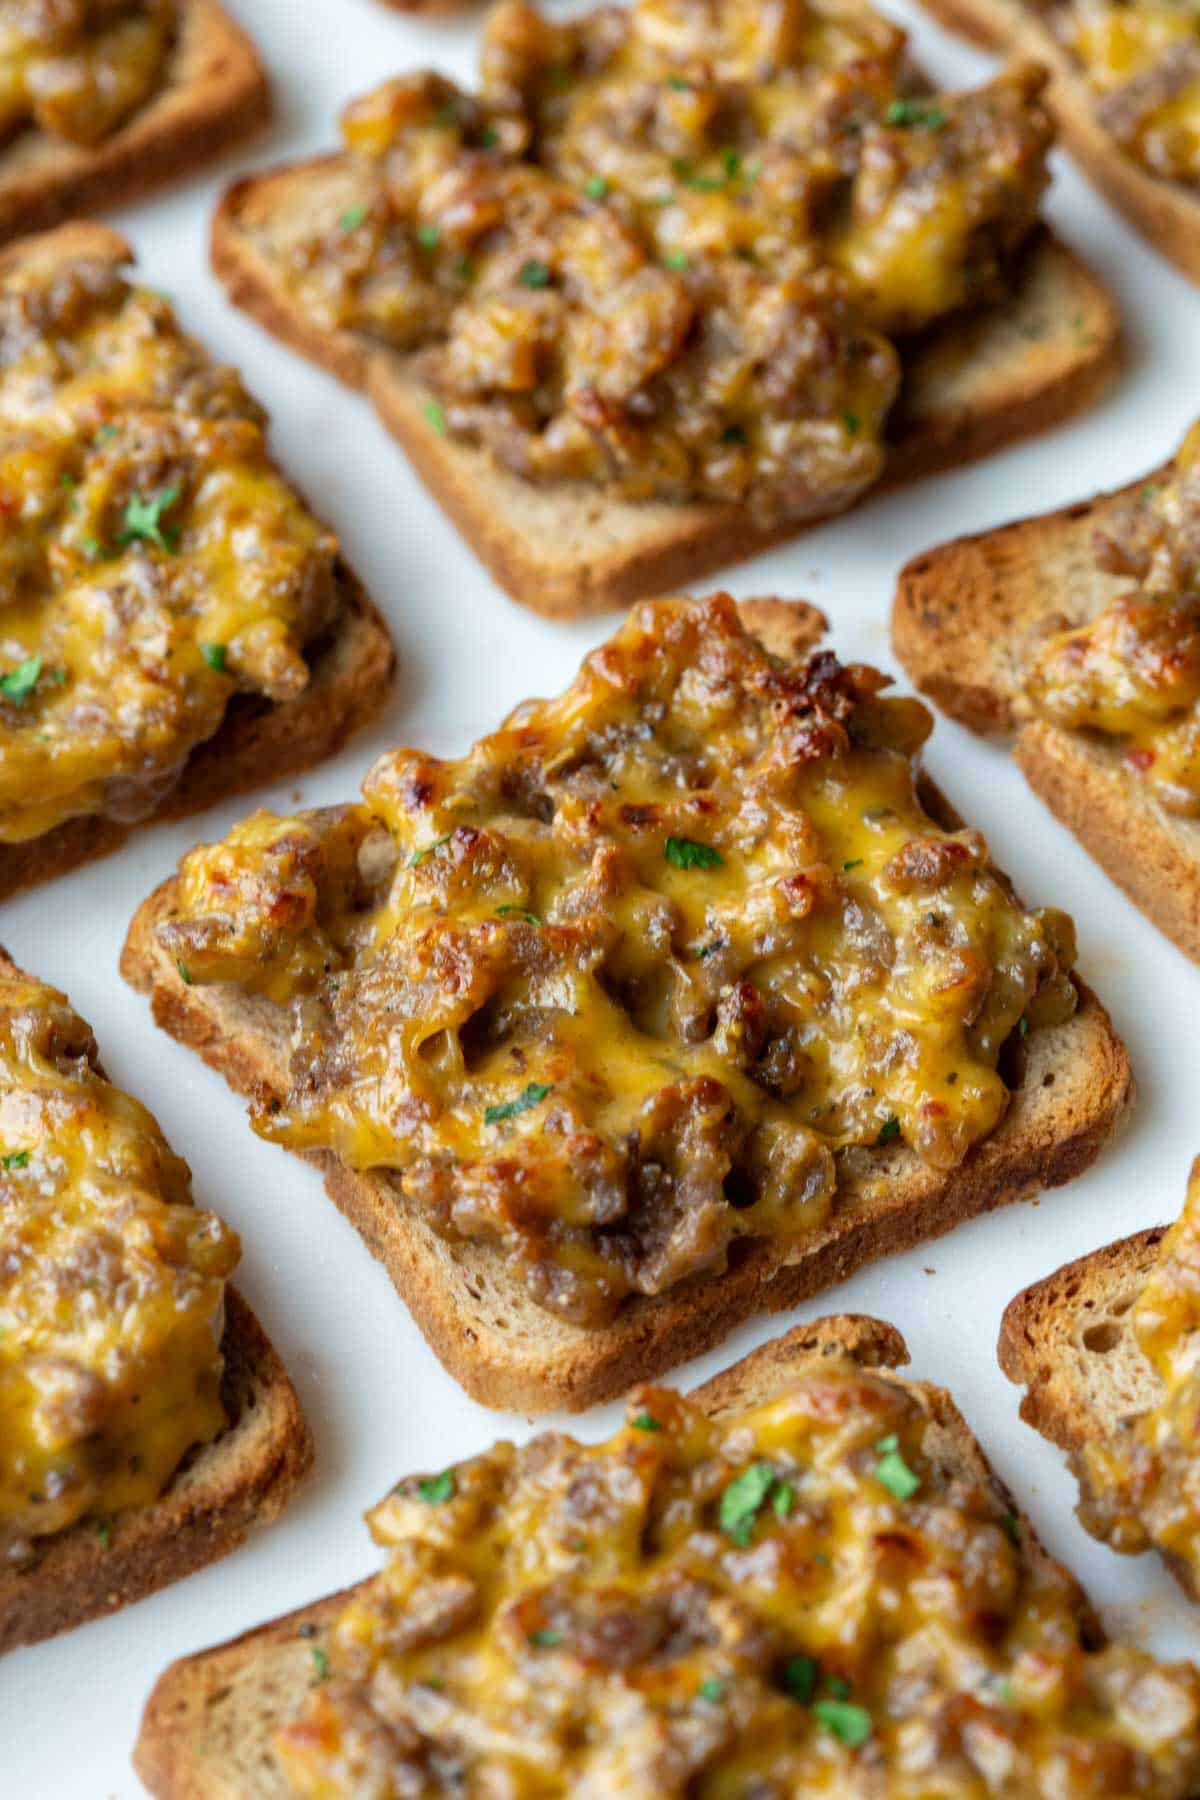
[
  {"left": 0, "top": 223, "right": 396, "bottom": 902},
  {"left": 0, "top": 1, "right": 270, "bottom": 246},
  {"left": 915, "top": 0, "right": 1200, "bottom": 287},
  {"left": 890, "top": 466, "right": 1200, "bottom": 962},
  {"left": 133, "top": 1314, "right": 1091, "bottom": 1800},
  {"left": 119, "top": 599, "right": 1133, "bottom": 1413},
  {"left": 211, "top": 145, "right": 1122, "bottom": 617}
]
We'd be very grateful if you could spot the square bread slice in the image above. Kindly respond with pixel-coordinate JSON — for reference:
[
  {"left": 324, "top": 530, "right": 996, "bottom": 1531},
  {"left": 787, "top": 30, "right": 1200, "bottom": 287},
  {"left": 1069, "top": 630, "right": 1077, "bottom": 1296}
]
[
  {"left": 913, "top": 0, "right": 1200, "bottom": 288},
  {"left": 212, "top": 135, "right": 1122, "bottom": 617},
  {"left": 119, "top": 597, "right": 1133, "bottom": 1414},
  {"left": 0, "top": 1, "right": 270, "bottom": 247},
  {"left": 0, "top": 947, "right": 313, "bottom": 1656},
  {"left": 889, "top": 461, "right": 1200, "bottom": 962},
  {"left": 0, "top": 222, "right": 396, "bottom": 903},
  {"left": 130, "top": 1313, "right": 1103, "bottom": 1800}
]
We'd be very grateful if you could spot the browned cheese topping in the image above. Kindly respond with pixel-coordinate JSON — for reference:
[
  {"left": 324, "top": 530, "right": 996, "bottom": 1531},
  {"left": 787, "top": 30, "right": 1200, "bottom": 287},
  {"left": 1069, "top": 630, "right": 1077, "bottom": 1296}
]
[
  {"left": 255, "top": 0, "right": 1054, "bottom": 521},
  {"left": 1047, "top": 0, "right": 1200, "bottom": 184},
  {"left": 0, "top": 0, "right": 175, "bottom": 146},
  {"left": 276, "top": 1358, "right": 1200, "bottom": 1798},
  {"left": 1073, "top": 1156, "right": 1200, "bottom": 1588},
  {"left": 0, "top": 244, "right": 340, "bottom": 842},
  {"left": 1025, "top": 420, "right": 1200, "bottom": 812},
  {"left": 160, "top": 596, "right": 1077, "bottom": 1326},
  {"left": 0, "top": 969, "right": 239, "bottom": 1561}
]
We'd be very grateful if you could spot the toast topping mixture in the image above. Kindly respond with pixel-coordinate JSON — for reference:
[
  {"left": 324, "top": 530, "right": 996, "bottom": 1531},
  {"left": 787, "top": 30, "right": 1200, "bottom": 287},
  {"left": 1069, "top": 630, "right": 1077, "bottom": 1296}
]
[
  {"left": 160, "top": 596, "right": 1076, "bottom": 1326},
  {"left": 1025, "top": 420, "right": 1200, "bottom": 812},
  {"left": 1073, "top": 1158, "right": 1200, "bottom": 1584},
  {"left": 0, "top": 969, "right": 239, "bottom": 1560},
  {"left": 257, "top": 0, "right": 1053, "bottom": 521},
  {"left": 275, "top": 1357, "right": 1200, "bottom": 1798},
  {"left": 1050, "top": 0, "right": 1200, "bottom": 185},
  {"left": 0, "top": 0, "right": 174, "bottom": 147},
  {"left": 0, "top": 243, "right": 340, "bottom": 843}
]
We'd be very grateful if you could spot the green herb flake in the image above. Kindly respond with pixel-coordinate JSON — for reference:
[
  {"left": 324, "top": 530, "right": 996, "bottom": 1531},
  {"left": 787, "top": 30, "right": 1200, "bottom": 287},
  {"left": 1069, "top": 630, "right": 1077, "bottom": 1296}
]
[
  {"left": 663, "top": 250, "right": 690, "bottom": 271},
  {"left": 176, "top": 960, "right": 193, "bottom": 986},
  {"left": 1018, "top": 1015, "right": 1029, "bottom": 1038},
  {"left": 529, "top": 1627, "right": 564, "bottom": 1648},
  {"left": 201, "top": 642, "right": 227, "bottom": 673},
  {"left": 781, "top": 1654, "right": 819, "bottom": 1704},
  {"left": 719, "top": 1460, "right": 776, "bottom": 1545},
  {"left": 480, "top": 125, "right": 499, "bottom": 148},
  {"left": 339, "top": 204, "right": 369, "bottom": 231},
  {"left": 417, "top": 1470, "right": 456, "bottom": 1504},
  {"left": 843, "top": 410, "right": 861, "bottom": 434},
  {"left": 824, "top": 1675, "right": 852, "bottom": 1700},
  {"left": 485, "top": 1081, "right": 552, "bottom": 1126},
  {"left": 416, "top": 223, "right": 441, "bottom": 248},
  {"left": 585, "top": 175, "right": 609, "bottom": 199},
  {"left": 631, "top": 1412, "right": 663, "bottom": 1432},
  {"left": 424, "top": 398, "right": 448, "bottom": 436},
  {"left": 454, "top": 255, "right": 474, "bottom": 281},
  {"left": 813, "top": 1699, "right": 872, "bottom": 1747},
  {"left": 875, "top": 1115, "right": 901, "bottom": 1146},
  {"left": 410, "top": 832, "right": 452, "bottom": 866},
  {"left": 665, "top": 835, "right": 723, "bottom": 870},
  {"left": 874, "top": 1433, "right": 920, "bottom": 1501},
  {"left": 311, "top": 1647, "right": 330, "bottom": 1681},
  {"left": 721, "top": 147, "right": 742, "bottom": 178},
  {"left": 842, "top": 858, "right": 864, "bottom": 872},
  {"left": 118, "top": 484, "right": 181, "bottom": 552},
  {"left": 519, "top": 259, "right": 552, "bottom": 288},
  {"left": 80, "top": 535, "right": 102, "bottom": 560},
  {"left": 884, "top": 99, "right": 947, "bottom": 129},
  {"left": 496, "top": 905, "right": 542, "bottom": 924},
  {"left": 1001, "top": 1510, "right": 1020, "bottom": 1545},
  {"left": 0, "top": 656, "right": 41, "bottom": 704},
  {"left": 721, "top": 424, "right": 747, "bottom": 445},
  {"left": 94, "top": 423, "right": 118, "bottom": 445},
  {"left": 698, "top": 1678, "right": 725, "bottom": 1702},
  {"left": 1, "top": 1151, "right": 30, "bottom": 1170},
  {"left": 667, "top": 75, "right": 690, "bottom": 91},
  {"left": 96, "top": 1519, "right": 110, "bottom": 1548},
  {"left": 772, "top": 1480, "right": 794, "bottom": 1520}
]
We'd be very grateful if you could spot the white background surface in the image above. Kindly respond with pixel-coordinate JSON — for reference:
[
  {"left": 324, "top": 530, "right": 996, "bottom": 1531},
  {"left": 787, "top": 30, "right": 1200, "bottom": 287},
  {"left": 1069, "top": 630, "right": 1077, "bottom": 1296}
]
[{"left": 5, "top": 0, "right": 1200, "bottom": 1791}]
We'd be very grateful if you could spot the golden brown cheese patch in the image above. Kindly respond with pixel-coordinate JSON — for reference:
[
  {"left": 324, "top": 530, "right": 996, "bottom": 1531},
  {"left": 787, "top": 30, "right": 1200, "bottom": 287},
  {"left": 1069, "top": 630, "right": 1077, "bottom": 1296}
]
[
  {"left": 161, "top": 595, "right": 1076, "bottom": 1326},
  {"left": 0, "top": 247, "right": 339, "bottom": 843},
  {"left": 0, "top": 0, "right": 174, "bottom": 147},
  {"left": 275, "top": 1359, "right": 1200, "bottom": 1798},
  {"left": 244, "top": 0, "right": 1053, "bottom": 519},
  {"left": 0, "top": 970, "right": 239, "bottom": 1557}
]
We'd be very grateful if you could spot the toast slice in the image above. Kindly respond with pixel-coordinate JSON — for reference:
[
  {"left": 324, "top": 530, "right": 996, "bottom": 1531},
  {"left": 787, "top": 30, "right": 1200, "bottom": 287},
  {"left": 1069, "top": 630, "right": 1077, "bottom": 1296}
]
[
  {"left": 133, "top": 1314, "right": 1099, "bottom": 1800},
  {"left": 0, "top": 1, "right": 270, "bottom": 247},
  {"left": 914, "top": 0, "right": 1200, "bottom": 288},
  {"left": 889, "top": 464, "right": 1200, "bottom": 962},
  {"left": 0, "top": 222, "right": 395, "bottom": 902},
  {"left": 212, "top": 137, "right": 1122, "bottom": 617},
  {"left": 119, "top": 598, "right": 1133, "bottom": 1415}
]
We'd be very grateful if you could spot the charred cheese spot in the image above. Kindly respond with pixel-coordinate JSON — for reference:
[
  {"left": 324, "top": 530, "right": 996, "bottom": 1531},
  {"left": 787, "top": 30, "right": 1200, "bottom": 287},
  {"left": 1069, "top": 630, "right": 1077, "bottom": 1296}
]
[
  {"left": 0, "top": 971, "right": 238, "bottom": 1557},
  {"left": 160, "top": 596, "right": 1077, "bottom": 1326},
  {"left": 275, "top": 1360, "right": 1200, "bottom": 1797}
]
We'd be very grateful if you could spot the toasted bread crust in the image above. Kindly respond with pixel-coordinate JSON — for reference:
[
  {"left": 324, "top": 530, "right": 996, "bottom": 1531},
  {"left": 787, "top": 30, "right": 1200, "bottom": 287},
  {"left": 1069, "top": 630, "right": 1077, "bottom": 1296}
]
[
  {"left": 890, "top": 467, "right": 1200, "bottom": 962},
  {"left": 0, "top": 223, "right": 396, "bottom": 900},
  {"left": 118, "top": 601, "right": 1133, "bottom": 1412},
  {"left": 133, "top": 1315, "right": 1092, "bottom": 1799},
  {"left": 917, "top": 0, "right": 1200, "bottom": 287},
  {"left": 0, "top": 1, "right": 270, "bottom": 246},
  {"left": 211, "top": 143, "right": 1122, "bottom": 616},
  {"left": 1, "top": 1289, "right": 312, "bottom": 1654}
]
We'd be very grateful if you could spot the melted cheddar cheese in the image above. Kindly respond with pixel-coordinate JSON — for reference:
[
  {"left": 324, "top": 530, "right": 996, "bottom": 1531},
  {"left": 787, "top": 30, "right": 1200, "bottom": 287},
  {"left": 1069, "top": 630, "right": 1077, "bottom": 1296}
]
[
  {"left": 247, "top": 0, "right": 1052, "bottom": 521},
  {"left": 1073, "top": 1157, "right": 1200, "bottom": 1584},
  {"left": 1025, "top": 419, "right": 1200, "bottom": 812},
  {"left": 0, "top": 243, "right": 339, "bottom": 843},
  {"left": 161, "top": 596, "right": 1077, "bottom": 1326},
  {"left": 0, "top": 970, "right": 239, "bottom": 1558},
  {"left": 0, "top": 0, "right": 174, "bottom": 147},
  {"left": 1054, "top": 0, "right": 1200, "bottom": 184},
  {"left": 276, "top": 1357, "right": 1200, "bottom": 1798}
]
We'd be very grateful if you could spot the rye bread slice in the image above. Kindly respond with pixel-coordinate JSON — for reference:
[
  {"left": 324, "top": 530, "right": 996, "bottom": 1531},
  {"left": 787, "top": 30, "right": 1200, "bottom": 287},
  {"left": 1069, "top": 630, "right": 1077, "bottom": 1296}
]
[
  {"left": 118, "top": 598, "right": 1133, "bottom": 1413},
  {"left": 0, "top": 0, "right": 271, "bottom": 247},
  {"left": 211, "top": 140, "right": 1121, "bottom": 618},
  {"left": 914, "top": 0, "right": 1200, "bottom": 288},
  {"left": 890, "top": 463, "right": 1200, "bottom": 963},
  {"left": 130, "top": 1313, "right": 1101, "bottom": 1800},
  {"left": 0, "top": 222, "right": 396, "bottom": 902}
]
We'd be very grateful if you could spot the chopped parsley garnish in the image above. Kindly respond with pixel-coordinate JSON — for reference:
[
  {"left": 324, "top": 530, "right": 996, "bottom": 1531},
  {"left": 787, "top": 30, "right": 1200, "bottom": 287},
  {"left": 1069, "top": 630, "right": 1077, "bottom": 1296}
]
[
  {"left": 176, "top": 960, "right": 193, "bottom": 986},
  {"left": 692, "top": 939, "right": 723, "bottom": 960},
  {"left": 94, "top": 423, "right": 118, "bottom": 444},
  {"left": 585, "top": 175, "right": 608, "bottom": 199},
  {"left": 455, "top": 255, "right": 475, "bottom": 281},
  {"left": 824, "top": 1675, "right": 852, "bottom": 1701},
  {"left": 842, "top": 858, "right": 864, "bottom": 871},
  {"left": 201, "top": 642, "right": 227, "bottom": 672},
  {"left": 781, "top": 1654, "right": 819, "bottom": 1704},
  {"left": 721, "top": 147, "right": 741, "bottom": 177},
  {"left": 410, "top": 832, "right": 452, "bottom": 866},
  {"left": 0, "top": 657, "right": 41, "bottom": 703},
  {"left": 417, "top": 1470, "right": 456, "bottom": 1504},
  {"left": 667, "top": 75, "right": 690, "bottom": 91},
  {"left": 423, "top": 398, "right": 448, "bottom": 435},
  {"left": 485, "top": 1081, "right": 552, "bottom": 1125},
  {"left": 884, "top": 99, "right": 947, "bottom": 130},
  {"left": 698, "top": 1678, "right": 725, "bottom": 1702},
  {"left": 118, "top": 484, "right": 181, "bottom": 552},
  {"left": 772, "top": 1480, "right": 794, "bottom": 1520},
  {"left": 339, "top": 204, "right": 369, "bottom": 231},
  {"left": 80, "top": 535, "right": 102, "bottom": 559},
  {"left": 719, "top": 1461, "right": 776, "bottom": 1545},
  {"left": 1001, "top": 1509, "right": 1020, "bottom": 1545},
  {"left": 665, "top": 836, "right": 723, "bottom": 870},
  {"left": 1, "top": 1151, "right": 30, "bottom": 1170},
  {"left": 519, "top": 259, "right": 552, "bottom": 288},
  {"left": 875, "top": 1115, "right": 901, "bottom": 1146},
  {"left": 496, "top": 905, "right": 542, "bottom": 924},
  {"left": 663, "top": 250, "right": 690, "bottom": 270},
  {"left": 529, "top": 1627, "right": 564, "bottom": 1648},
  {"left": 843, "top": 411, "right": 861, "bottom": 434},
  {"left": 631, "top": 1412, "right": 663, "bottom": 1432},
  {"left": 416, "top": 223, "right": 441, "bottom": 248},
  {"left": 1018, "top": 1015, "right": 1029, "bottom": 1038},
  {"left": 480, "top": 125, "right": 499, "bottom": 148},
  {"left": 96, "top": 1519, "right": 110, "bottom": 1549},
  {"left": 873, "top": 1434, "right": 921, "bottom": 1501},
  {"left": 813, "top": 1698, "right": 872, "bottom": 1746},
  {"left": 721, "top": 424, "right": 747, "bottom": 445},
  {"left": 311, "top": 1646, "right": 331, "bottom": 1680}
]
